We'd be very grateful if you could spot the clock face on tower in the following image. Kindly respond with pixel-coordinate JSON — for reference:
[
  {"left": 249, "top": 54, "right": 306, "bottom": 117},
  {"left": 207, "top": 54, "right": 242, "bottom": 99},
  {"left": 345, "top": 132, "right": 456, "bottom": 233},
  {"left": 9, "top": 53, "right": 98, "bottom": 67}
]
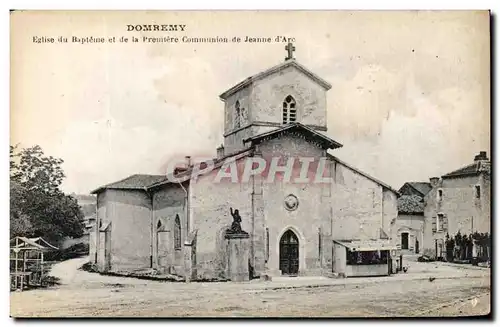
[{"left": 284, "top": 194, "right": 299, "bottom": 211}]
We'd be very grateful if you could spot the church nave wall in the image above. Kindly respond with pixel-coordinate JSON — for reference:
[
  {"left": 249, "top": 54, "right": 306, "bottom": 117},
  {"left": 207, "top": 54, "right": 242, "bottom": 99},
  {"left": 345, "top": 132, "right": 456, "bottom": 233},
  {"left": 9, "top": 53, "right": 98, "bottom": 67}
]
[
  {"left": 190, "top": 162, "right": 253, "bottom": 280},
  {"left": 331, "top": 162, "right": 386, "bottom": 241}
]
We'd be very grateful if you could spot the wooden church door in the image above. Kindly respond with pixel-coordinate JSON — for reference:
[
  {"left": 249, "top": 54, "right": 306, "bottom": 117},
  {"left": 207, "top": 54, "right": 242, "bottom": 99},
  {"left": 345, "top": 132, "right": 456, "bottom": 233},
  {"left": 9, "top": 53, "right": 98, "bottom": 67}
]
[{"left": 279, "top": 230, "right": 299, "bottom": 276}]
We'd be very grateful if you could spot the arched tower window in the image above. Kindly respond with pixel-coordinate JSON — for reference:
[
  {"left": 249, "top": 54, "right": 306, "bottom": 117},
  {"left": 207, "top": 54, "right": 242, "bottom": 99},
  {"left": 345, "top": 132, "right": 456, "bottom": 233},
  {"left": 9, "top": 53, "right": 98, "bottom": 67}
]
[
  {"left": 282, "top": 95, "right": 297, "bottom": 124},
  {"left": 234, "top": 100, "right": 241, "bottom": 129},
  {"left": 174, "top": 215, "right": 181, "bottom": 250}
]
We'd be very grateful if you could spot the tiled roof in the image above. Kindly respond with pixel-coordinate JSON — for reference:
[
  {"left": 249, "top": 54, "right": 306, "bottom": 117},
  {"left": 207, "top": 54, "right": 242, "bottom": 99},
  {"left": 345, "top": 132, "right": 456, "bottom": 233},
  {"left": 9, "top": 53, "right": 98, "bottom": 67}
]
[
  {"left": 398, "top": 195, "right": 424, "bottom": 214},
  {"left": 91, "top": 174, "right": 168, "bottom": 194},
  {"left": 442, "top": 160, "right": 491, "bottom": 178},
  {"left": 407, "top": 182, "right": 432, "bottom": 196},
  {"left": 244, "top": 123, "right": 343, "bottom": 150},
  {"left": 328, "top": 154, "right": 400, "bottom": 196}
]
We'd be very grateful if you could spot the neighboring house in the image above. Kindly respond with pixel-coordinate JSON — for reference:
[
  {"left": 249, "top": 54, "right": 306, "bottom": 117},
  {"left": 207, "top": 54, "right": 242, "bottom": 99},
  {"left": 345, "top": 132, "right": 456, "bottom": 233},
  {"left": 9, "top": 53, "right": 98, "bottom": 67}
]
[
  {"left": 392, "top": 182, "right": 432, "bottom": 254},
  {"left": 423, "top": 151, "right": 491, "bottom": 258},
  {"left": 61, "top": 194, "right": 97, "bottom": 251},
  {"left": 89, "top": 50, "right": 400, "bottom": 279},
  {"left": 72, "top": 194, "right": 97, "bottom": 235}
]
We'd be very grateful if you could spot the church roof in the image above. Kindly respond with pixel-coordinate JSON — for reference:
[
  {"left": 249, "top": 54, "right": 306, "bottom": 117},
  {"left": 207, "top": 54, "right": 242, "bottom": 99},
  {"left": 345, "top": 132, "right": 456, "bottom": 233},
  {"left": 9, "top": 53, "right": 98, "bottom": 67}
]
[
  {"left": 219, "top": 59, "right": 332, "bottom": 100},
  {"left": 327, "top": 154, "right": 400, "bottom": 196},
  {"left": 243, "top": 123, "right": 343, "bottom": 150},
  {"left": 91, "top": 174, "right": 167, "bottom": 194}
]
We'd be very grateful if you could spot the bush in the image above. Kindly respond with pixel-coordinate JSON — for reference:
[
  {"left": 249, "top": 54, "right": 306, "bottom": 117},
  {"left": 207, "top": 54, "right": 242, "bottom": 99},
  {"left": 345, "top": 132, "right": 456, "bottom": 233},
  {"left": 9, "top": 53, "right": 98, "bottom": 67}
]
[
  {"left": 41, "top": 275, "right": 61, "bottom": 287},
  {"left": 417, "top": 255, "right": 435, "bottom": 262},
  {"left": 45, "top": 242, "right": 89, "bottom": 261},
  {"left": 80, "top": 261, "right": 98, "bottom": 273}
]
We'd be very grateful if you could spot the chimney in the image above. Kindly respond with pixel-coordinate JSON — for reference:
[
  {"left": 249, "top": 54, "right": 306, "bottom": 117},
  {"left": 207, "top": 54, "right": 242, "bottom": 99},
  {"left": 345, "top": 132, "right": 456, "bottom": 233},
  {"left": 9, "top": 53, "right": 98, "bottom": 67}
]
[
  {"left": 173, "top": 156, "right": 192, "bottom": 176},
  {"left": 474, "top": 151, "right": 488, "bottom": 162},
  {"left": 429, "top": 177, "right": 439, "bottom": 187},
  {"left": 216, "top": 145, "right": 225, "bottom": 159}
]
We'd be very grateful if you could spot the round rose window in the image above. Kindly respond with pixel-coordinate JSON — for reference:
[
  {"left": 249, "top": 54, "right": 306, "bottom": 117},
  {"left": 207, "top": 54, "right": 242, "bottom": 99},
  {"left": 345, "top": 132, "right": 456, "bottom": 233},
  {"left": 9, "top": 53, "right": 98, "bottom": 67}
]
[{"left": 284, "top": 194, "right": 299, "bottom": 211}]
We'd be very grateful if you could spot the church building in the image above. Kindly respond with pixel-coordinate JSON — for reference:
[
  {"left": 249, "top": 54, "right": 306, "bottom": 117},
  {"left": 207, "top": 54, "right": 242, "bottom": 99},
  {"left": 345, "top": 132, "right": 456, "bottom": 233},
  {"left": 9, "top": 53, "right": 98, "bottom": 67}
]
[{"left": 90, "top": 44, "right": 400, "bottom": 280}]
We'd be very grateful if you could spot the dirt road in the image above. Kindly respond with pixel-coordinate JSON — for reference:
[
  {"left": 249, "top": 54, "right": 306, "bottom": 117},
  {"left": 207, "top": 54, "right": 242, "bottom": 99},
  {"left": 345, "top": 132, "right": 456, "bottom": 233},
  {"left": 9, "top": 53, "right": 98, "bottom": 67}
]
[{"left": 10, "top": 258, "right": 491, "bottom": 318}]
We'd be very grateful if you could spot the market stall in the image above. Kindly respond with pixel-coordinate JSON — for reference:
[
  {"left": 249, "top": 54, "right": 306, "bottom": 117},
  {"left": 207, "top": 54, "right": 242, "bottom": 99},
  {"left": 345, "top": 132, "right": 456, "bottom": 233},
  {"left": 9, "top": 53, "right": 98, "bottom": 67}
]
[
  {"left": 10, "top": 236, "right": 58, "bottom": 291},
  {"left": 333, "top": 239, "right": 397, "bottom": 277}
]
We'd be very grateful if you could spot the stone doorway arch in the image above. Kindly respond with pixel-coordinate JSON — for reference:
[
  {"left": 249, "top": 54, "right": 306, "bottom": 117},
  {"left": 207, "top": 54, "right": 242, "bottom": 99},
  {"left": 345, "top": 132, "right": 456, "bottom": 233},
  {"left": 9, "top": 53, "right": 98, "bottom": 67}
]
[{"left": 279, "top": 229, "right": 299, "bottom": 276}]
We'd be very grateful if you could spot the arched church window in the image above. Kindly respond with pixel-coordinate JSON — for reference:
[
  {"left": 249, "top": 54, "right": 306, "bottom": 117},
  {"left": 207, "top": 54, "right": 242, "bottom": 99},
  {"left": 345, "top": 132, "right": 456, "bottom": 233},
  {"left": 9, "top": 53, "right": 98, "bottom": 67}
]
[
  {"left": 174, "top": 215, "right": 181, "bottom": 250},
  {"left": 234, "top": 100, "right": 241, "bottom": 129},
  {"left": 282, "top": 95, "right": 297, "bottom": 124},
  {"left": 157, "top": 220, "right": 162, "bottom": 230}
]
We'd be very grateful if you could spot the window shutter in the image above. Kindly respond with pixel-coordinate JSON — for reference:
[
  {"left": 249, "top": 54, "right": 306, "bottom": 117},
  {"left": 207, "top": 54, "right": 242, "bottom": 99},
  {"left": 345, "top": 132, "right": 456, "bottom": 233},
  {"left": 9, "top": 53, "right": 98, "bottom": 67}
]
[
  {"left": 432, "top": 216, "right": 437, "bottom": 233},
  {"left": 442, "top": 215, "right": 448, "bottom": 232}
]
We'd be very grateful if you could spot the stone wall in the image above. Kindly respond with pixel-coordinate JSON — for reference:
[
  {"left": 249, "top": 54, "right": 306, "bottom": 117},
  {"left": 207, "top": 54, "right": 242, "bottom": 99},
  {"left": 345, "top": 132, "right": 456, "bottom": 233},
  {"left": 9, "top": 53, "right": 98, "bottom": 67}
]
[
  {"left": 383, "top": 190, "right": 398, "bottom": 238},
  {"left": 105, "top": 189, "right": 152, "bottom": 271},
  {"left": 251, "top": 65, "right": 327, "bottom": 128},
  {"left": 258, "top": 135, "right": 328, "bottom": 276},
  {"left": 392, "top": 214, "right": 424, "bottom": 253},
  {"left": 92, "top": 191, "right": 107, "bottom": 264},
  {"left": 423, "top": 173, "right": 491, "bottom": 257},
  {"left": 152, "top": 184, "right": 187, "bottom": 275},
  {"left": 331, "top": 161, "right": 385, "bottom": 241},
  {"left": 441, "top": 175, "right": 490, "bottom": 235},
  {"left": 223, "top": 86, "right": 252, "bottom": 154},
  {"left": 189, "top": 158, "right": 253, "bottom": 280},
  {"left": 222, "top": 64, "right": 328, "bottom": 154}
]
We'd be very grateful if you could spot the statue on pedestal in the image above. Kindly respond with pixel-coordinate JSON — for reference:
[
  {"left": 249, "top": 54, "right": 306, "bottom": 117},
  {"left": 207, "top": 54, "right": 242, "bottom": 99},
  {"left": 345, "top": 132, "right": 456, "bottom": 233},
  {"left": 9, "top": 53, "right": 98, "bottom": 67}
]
[{"left": 227, "top": 207, "right": 248, "bottom": 235}]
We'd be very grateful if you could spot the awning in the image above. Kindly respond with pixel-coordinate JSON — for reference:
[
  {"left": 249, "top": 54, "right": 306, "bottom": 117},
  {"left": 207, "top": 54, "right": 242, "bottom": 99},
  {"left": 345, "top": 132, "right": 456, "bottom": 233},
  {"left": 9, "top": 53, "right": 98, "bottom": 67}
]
[{"left": 333, "top": 239, "right": 397, "bottom": 252}]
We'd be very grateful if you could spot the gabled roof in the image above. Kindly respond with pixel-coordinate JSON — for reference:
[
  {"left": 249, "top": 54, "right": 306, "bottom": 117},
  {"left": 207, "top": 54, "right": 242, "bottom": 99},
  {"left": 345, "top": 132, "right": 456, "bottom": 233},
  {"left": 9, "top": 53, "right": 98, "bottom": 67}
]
[
  {"left": 243, "top": 123, "right": 343, "bottom": 150},
  {"left": 442, "top": 160, "right": 491, "bottom": 179},
  {"left": 10, "top": 236, "right": 58, "bottom": 251},
  {"left": 219, "top": 59, "right": 332, "bottom": 100},
  {"left": 91, "top": 174, "right": 167, "bottom": 194},
  {"left": 399, "top": 182, "right": 432, "bottom": 197},
  {"left": 327, "top": 154, "right": 400, "bottom": 196}
]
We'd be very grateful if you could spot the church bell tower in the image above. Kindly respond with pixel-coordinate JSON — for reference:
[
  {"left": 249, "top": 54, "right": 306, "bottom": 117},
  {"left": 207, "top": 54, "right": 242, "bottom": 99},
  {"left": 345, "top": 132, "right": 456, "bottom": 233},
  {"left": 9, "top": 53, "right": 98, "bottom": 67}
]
[{"left": 219, "top": 43, "right": 332, "bottom": 155}]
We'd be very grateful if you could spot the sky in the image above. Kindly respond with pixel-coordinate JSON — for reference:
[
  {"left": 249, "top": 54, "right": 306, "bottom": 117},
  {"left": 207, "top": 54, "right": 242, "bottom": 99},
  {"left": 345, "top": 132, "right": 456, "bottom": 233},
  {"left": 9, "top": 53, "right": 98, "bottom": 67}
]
[{"left": 10, "top": 11, "right": 490, "bottom": 194}]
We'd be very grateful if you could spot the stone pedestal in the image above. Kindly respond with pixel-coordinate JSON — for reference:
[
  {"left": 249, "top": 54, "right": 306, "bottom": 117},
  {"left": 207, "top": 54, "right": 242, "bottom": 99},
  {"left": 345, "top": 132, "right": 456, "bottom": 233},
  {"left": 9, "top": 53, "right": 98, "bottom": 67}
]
[
  {"left": 184, "top": 230, "right": 197, "bottom": 283},
  {"left": 225, "top": 233, "right": 250, "bottom": 282}
]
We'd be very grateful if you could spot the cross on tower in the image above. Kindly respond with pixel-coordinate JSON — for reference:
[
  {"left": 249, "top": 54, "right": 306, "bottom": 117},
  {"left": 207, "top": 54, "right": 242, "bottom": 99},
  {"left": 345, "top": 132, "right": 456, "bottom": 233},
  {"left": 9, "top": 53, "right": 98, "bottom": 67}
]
[{"left": 285, "top": 42, "right": 295, "bottom": 61}]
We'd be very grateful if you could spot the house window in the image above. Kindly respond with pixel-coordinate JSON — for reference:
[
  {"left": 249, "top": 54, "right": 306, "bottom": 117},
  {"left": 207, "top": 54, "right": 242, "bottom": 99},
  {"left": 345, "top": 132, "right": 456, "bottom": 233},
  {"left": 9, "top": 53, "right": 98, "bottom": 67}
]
[
  {"left": 437, "top": 213, "right": 444, "bottom": 231},
  {"left": 234, "top": 100, "right": 241, "bottom": 129},
  {"left": 282, "top": 95, "right": 297, "bottom": 124},
  {"left": 437, "top": 189, "right": 443, "bottom": 201},
  {"left": 475, "top": 185, "right": 481, "bottom": 198},
  {"left": 174, "top": 215, "right": 181, "bottom": 250}
]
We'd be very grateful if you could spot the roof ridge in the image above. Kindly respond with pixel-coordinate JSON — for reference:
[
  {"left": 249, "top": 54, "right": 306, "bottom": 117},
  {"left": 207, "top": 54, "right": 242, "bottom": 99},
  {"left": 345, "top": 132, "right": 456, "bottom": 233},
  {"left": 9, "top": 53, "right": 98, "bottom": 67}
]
[
  {"left": 328, "top": 154, "right": 400, "bottom": 196},
  {"left": 244, "top": 123, "right": 343, "bottom": 149},
  {"left": 219, "top": 59, "right": 332, "bottom": 100},
  {"left": 442, "top": 161, "right": 481, "bottom": 177}
]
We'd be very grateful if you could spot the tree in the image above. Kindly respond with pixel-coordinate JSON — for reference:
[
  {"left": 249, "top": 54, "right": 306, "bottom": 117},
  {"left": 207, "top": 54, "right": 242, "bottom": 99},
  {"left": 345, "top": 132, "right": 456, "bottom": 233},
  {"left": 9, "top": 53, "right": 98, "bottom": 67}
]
[
  {"left": 10, "top": 145, "right": 65, "bottom": 194},
  {"left": 10, "top": 145, "right": 84, "bottom": 245},
  {"left": 10, "top": 182, "right": 32, "bottom": 236}
]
